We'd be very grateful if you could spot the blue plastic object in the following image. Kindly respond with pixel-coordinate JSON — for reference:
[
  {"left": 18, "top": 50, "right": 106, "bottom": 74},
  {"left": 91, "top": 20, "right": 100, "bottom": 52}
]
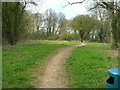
[{"left": 106, "top": 68, "right": 120, "bottom": 89}]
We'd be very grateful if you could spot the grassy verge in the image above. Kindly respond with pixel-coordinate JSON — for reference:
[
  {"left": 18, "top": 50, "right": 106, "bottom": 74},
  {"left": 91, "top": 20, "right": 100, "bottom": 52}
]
[
  {"left": 2, "top": 42, "right": 70, "bottom": 88},
  {"left": 23, "top": 40, "right": 82, "bottom": 46},
  {"left": 66, "top": 43, "right": 118, "bottom": 88}
]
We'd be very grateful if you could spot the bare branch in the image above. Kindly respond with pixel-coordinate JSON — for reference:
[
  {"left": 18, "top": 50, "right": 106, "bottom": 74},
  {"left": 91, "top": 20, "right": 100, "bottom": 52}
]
[
  {"left": 63, "top": 0, "right": 86, "bottom": 8},
  {"left": 92, "top": 2, "right": 120, "bottom": 12},
  {"left": 68, "top": 0, "right": 86, "bottom": 5},
  {"left": 62, "top": 0, "right": 71, "bottom": 8},
  {"left": 89, "top": 3, "right": 99, "bottom": 11},
  {"left": 101, "top": 2, "right": 120, "bottom": 12},
  {"left": 102, "top": 2, "right": 114, "bottom": 10},
  {"left": 98, "top": 3, "right": 107, "bottom": 9},
  {"left": 29, "top": 2, "right": 38, "bottom": 6},
  {"left": 22, "top": 2, "right": 27, "bottom": 10}
]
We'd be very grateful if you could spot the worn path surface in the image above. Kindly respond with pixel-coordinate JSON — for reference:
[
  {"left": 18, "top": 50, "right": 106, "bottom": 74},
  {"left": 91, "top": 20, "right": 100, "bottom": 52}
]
[{"left": 33, "top": 44, "right": 85, "bottom": 88}]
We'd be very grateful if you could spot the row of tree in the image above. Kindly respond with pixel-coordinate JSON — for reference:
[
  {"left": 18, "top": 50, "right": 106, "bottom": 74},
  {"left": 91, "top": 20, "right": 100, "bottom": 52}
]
[
  {"left": 31, "top": 9, "right": 68, "bottom": 40},
  {"left": 90, "top": 1, "right": 120, "bottom": 49},
  {"left": 2, "top": 2, "right": 69, "bottom": 44},
  {"left": 67, "top": 0, "right": 120, "bottom": 49},
  {"left": 2, "top": 1, "right": 120, "bottom": 49},
  {"left": 25, "top": 9, "right": 111, "bottom": 43}
]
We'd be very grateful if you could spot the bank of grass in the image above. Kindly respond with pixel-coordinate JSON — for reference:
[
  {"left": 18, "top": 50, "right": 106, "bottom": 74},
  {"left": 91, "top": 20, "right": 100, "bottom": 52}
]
[
  {"left": 66, "top": 43, "right": 118, "bottom": 88},
  {"left": 39, "top": 40, "right": 82, "bottom": 45},
  {"left": 3, "top": 41, "right": 74, "bottom": 88}
]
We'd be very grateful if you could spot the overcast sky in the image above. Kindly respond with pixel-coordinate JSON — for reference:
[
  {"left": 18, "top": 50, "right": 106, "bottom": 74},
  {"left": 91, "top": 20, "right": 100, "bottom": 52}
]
[{"left": 26, "top": 0, "right": 92, "bottom": 19}]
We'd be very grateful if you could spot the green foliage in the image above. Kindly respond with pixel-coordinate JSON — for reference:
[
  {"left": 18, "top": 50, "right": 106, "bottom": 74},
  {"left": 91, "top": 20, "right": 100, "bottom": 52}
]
[
  {"left": 19, "top": 11, "right": 34, "bottom": 40},
  {"left": 59, "top": 32, "right": 72, "bottom": 41},
  {"left": 48, "top": 34, "right": 60, "bottom": 40},
  {"left": 2, "top": 43, "right": 67, "bottom": 88},
  {"left": 2, "top": 2, "right": 34, "bottom": 45},
  {"left": 70, "top": 15, "right": 99, "bottom": 42},
  {"left": 59, "top": 32, "right": 79, "bottom": 41},
  {"left": 71, "top": 15, "right": 97, "bottom": 31},
  {"left": 66, "top": 43, "right": 118, "bottom": 88},
  {"left": 2, "top": 2, "right": 23, "bottom": 45}
]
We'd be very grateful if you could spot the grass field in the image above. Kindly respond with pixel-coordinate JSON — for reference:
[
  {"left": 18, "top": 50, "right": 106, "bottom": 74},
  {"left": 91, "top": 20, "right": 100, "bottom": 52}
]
[
  {"left": 2, "top": 40, "right": 83, "bottom": 88},
  {"left": 66, "top": 43, "right": 118, "bottom": 88},
  {"left": 2, "top": 42, "right": 70, "bottom": 88},
  {"left": 2, "top": 40, "right": 118, "bottom": 88}
]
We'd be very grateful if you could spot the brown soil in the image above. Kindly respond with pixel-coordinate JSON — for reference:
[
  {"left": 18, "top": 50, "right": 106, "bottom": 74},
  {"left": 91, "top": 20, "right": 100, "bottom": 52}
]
[{"left": 32, "top": 44, "right": 85, "bottom": 88}]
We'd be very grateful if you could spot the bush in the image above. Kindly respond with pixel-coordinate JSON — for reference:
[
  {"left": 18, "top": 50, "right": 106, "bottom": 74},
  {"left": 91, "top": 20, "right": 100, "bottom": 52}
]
[
  {"left": 48, "top": 35, "right": 60, "bottom": 40},
  {"left": 59, "top": 32, "right": 79, "bottom": 41}
]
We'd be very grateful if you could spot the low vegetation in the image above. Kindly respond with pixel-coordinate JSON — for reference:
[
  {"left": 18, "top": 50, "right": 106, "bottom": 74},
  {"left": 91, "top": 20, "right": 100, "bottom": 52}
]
[
  {"left": 2, "top": 42, "right": 68, "bottom": 88},
  {"left": 2, "top": 40, "right": 119, "bottom": 88},
  {"left": 66, "top": 43, "right": 118, "bottom": 88}
]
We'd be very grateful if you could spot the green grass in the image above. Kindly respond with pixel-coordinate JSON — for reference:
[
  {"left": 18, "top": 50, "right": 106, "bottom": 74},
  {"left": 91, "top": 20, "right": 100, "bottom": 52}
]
[
  {"left": 2, "top": 42, "right": 70, "bottom": 88},
  {"left": 66, "top": 43, "right": 118, "bottom": 88},
  {"left": 39, "top": 40, "right": 82, "bottom": 45},
  {"left": 3, "top": 40, "right": 118, "bottom": 88}
]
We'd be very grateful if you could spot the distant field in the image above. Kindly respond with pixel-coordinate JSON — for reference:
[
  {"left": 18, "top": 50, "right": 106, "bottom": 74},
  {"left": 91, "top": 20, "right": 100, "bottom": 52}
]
[
  {"left": 39, "top": 40, "right": 82, "bottom": 45},
  {"left": 2, "top": 41, "right": 72, "bottom": 88},
  {"left": 19, "top": 40, "right": 82, "bottom": 46},
  {"left": 66, "top": 43, "right": 118, "bottom": 88}
]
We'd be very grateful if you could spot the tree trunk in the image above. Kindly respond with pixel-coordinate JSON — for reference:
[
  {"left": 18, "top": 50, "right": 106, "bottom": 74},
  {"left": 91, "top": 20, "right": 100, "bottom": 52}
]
[
  {"left": 111, "top": 40, "right": 118, "bottom": 50},
  {"left": 111, "top": 30, "right": 118, "bottom": 49},
  {"left": 111, "top": 15, "right": 119, "bottom": 49},
  {"left": 79, "top": 31, "right": 84, "bottom": 42}
]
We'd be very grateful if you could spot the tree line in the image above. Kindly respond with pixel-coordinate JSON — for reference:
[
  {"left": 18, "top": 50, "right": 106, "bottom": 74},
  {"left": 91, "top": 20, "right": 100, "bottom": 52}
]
[
  {"left": 2, "top": 1, "right": 120, "bottom": 49},
  {"left": 67, "top": 0, "right": 120, "bottom": 49}
]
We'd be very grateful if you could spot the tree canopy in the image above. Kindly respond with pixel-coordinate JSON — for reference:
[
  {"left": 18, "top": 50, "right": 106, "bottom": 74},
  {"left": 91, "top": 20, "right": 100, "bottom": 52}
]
[{"left": 70, "top": 15, "right": 99, "bottom": 42}]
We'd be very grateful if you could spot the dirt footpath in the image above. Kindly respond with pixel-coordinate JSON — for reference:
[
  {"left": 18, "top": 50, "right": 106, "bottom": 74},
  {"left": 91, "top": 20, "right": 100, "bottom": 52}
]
[{"left": 33, "top": 44, "right": 85, "bottom": 88}]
